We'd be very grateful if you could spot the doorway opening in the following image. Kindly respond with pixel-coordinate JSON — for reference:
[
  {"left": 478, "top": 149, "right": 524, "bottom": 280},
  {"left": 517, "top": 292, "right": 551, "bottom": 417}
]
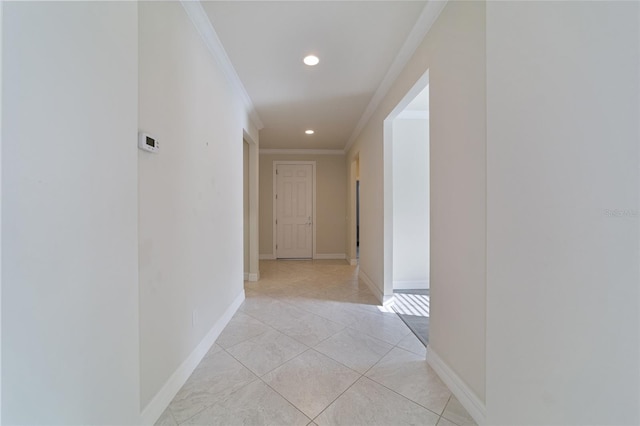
[
  {"left": 356, "top": 180, "right": 360, "bottom": 260},
  {"left": 383, "top": 70, "right": 430, "bottom": 345},
  {"left": 349, "top": 154, "right": 360, "bottom": 265}
]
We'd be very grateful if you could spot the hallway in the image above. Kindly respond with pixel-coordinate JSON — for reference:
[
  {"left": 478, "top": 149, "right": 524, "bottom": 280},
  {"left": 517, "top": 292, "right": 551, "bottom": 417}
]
[{"left": 156, "top": 260, "right": 475, "bottom": 426}]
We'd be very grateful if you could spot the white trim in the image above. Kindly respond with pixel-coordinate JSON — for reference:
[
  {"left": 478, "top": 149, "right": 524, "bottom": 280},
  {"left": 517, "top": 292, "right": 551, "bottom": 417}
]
[
  {"left": 346, "top": 256, "right": 359, "bottom": 266},
  {"left": 314, "top": 253, "right": 346, "bottom": 260},
  {"left": 344, "top": 0, "right": 447, "bottom": 153},
  {"left": 383, "top": 118, "right": 394, "bottom": 298},
  {"left": 243, "top": 130, "right": 260, "bottom": 287},
  {"left": 248, "top": 272, "right": 259, "bottom": 282},
  {"left": 396, "top": 110, "right": 429, "bottom": 120},
  {"left": 260, "top": 149, "right": 345, "bottom": 155},
  {"left": 0, "top": 2, "right": 4, "bottom": 420},
  {"left": 140, "top": 290, "right": 245, "bottom": 425},
  {"left": 272, "top": 161, "right": 317, "bottom": 259},
  {"left": 359, "top": 268, "right": 394, "bottom": 305},
  {"left": 243, "top": 272, "right": 249, "bottom": 281},
  {"left": 260, "top": 149, "right": 344, "bottom": 156},
  {"left": 259, "top": 254, "right": 275, "bottom": 260},
  {"left": 393, "top": 280, "right": 429, "bottom": 290},
  {"left": 427, "top": 348, "right": 486, "bottom": 426},
  {"left": 180, "top": 1, "right": 263, "bottom": 131}
]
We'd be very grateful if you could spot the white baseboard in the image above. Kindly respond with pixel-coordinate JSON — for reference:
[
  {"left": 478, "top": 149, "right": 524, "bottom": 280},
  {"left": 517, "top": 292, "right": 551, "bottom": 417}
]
[
  {"left": 314, "top": 253, "right": 346, "bottom": 260},
  {"left": 248, "top": 272, "right": 259, "bottom": 281},
  {"left": 348, "top": 258, "right": 358, "bottom": 266},
  {"left": 358, "top": 268, "right": 384, "bottom": 304},
  {"left": 140, "top": 290, "right": 246, "bottom": 425},
  {"left": 244, "top": 272, "right": 249, "bottom": 281},
  {"left": 393, "top": 279, "right": 429, "bottom": 290},
  {"left": 259, "top": 254, "right": 275, "bottom": 260},
  {"left": 427, "top": 348, "right": 486, "bottom": 426}
]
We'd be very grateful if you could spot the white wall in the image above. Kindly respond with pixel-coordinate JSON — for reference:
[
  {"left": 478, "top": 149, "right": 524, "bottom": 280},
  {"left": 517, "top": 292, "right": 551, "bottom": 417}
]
[
  {"left": 2, "top": 2, "right": 259, "bottom": 423},
  {"left": 485, "top": 2, "right": 640, "bottom": 424},
  {"left": 392, "top": 117, "right": 430, "bottom": 289},
  {"left": 138, "top": 1, "right": 255, "bottom": 412},
  {"left": 347, "top": 0, "right": 486, "bottom": 407},
  {"left": 2, "top": 2, "right": 140, "bottom": 423}
]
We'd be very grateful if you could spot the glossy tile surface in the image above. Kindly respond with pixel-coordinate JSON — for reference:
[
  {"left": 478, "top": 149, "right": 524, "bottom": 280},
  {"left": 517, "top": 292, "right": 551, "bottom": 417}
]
[
  {"left": 168, "top": 350, "right": 257, "bottom": 423},
  {"left": 315, "top": 377, "right": 440, "bottom": 426},
  {"left": 437, "top": 417, "right": 459, "bottom": 426},
  {"left": 182, "top": 380, "right": 310, "bottom": 426},
  {"left": 158, "top": 260, "right": 474, "bottom": 426},
  {"left": 366, "top": 347, "right": 452, "bottom": 414},
  {"left": 226, "top": 329, "right": 307, "bottom": 376},
  {"left": 396, "top": 331, "right": 427, "bottom": 357},
  {"left": 215, "top": 311, "right": 272, "bottom": 349},
  {"left": 442, "top": 395, "right": 478, "bottom": 425},
  {"left": 262, "top": 349, "right": 360, "bottom": 418},
  {"left": 314, "top": 327, "right": 392, "bottom": 373},
  {"left": 274, "top": 311, "right": 345, "bottom": 347},
  {"left": 155, "top": 408, "right": 178, "bottom": 426}
]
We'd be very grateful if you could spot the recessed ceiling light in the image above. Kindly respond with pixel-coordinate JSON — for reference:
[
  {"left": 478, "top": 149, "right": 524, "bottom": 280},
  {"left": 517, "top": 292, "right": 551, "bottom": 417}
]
[
  {"left": 305, "top": 130, "right": 315, "bottom": 135},
  {"left": 303, "top": 55, "right": 319, "bottom": 66}
]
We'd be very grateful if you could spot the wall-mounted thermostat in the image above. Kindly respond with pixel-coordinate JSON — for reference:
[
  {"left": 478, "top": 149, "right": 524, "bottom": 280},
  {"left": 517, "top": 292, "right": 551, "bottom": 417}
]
[{"left": 138, "top": 132, "right": 159, "bottom": 153}]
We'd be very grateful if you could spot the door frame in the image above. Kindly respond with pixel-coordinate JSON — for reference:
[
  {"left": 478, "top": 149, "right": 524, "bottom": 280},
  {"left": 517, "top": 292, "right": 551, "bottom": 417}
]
[
  {"left": 272, "top": 161, "right": 317, "bottom": 259},
  {"left": 243, "top": 130, "right": 260, "bottom": 281}
]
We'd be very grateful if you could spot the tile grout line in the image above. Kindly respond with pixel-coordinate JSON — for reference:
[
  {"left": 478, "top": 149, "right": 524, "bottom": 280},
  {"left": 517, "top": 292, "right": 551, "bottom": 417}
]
[
  {"left": 240, "top": 302, "right": 346, "bottom": 348},
  {"left": 255, "top": 347, "right": 316, "bottom": 422},
  {"left": 358, "top": 345, "right": 448, "bottom": 419},
  {"left": 359, "top": 374, "right": 446, "bottom": 420},
  {"left": 217, "top": 314, "right": 277, "bottom": 351},
  {"left": 216, "top": 346, "right": 313, "bottom": 423},
  {"left": 168, "top": 261, "right": 446, "bottom": 426},
  {"left": 222, "top": 330, "right": 311, "bottom": 376},
  {"left": 309, "top": 371, "right": 365, "bottom": 423}
]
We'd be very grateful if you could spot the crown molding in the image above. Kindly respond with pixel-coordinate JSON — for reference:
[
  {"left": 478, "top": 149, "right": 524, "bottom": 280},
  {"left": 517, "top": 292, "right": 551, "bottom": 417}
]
[
  {"left": 259, "top": 149, "right": 345, "bottom": 156},
  {"left": 181, "top": 1, "right": 264, "bottom": 130},
  {"left": 344, "top": 0, "right": 447, "bottom": 153}
]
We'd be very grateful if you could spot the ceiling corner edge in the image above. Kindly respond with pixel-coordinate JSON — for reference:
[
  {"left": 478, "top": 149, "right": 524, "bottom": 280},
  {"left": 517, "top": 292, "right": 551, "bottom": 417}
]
[
  {"left": 180, "top": 0, "right": 264, "bottom": 132},
  {"left": 342, "top": 0, "right": 448, "bottom": 154}
]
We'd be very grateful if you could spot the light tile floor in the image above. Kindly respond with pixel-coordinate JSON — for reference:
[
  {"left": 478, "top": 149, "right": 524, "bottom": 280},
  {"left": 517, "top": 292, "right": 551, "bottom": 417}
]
[{"left": 157, "top": 260, "right": 476, "bottom": 426}]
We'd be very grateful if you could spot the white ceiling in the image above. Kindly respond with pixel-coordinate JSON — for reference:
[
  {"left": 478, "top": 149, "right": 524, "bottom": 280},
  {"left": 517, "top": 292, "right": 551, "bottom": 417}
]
[{"left": 202, "top": 1, "right": 428, "bottom": 150}]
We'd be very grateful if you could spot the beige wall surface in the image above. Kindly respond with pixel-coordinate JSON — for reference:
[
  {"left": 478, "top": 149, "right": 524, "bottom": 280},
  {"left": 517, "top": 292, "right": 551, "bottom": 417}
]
[
  {"left": 347, "top": 1, "right": 639, "bottom": 424},
  {"left": 138, "top": 1, "right": 257, "bottom": 411},
  {"left": 485, "top": 2, "right": 639, "bottom": 424},
  {"left": 346, "top": 0, "right": 487, "bottom": 407},
  {"left": 260, "top": 154, "right": 347, "bottom": 257}
]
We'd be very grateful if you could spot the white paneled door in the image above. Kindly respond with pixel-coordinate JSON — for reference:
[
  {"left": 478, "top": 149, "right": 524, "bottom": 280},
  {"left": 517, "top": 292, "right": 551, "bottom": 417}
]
[{"left": 275, "top": 164, "right": 313, "bottom": 258}]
